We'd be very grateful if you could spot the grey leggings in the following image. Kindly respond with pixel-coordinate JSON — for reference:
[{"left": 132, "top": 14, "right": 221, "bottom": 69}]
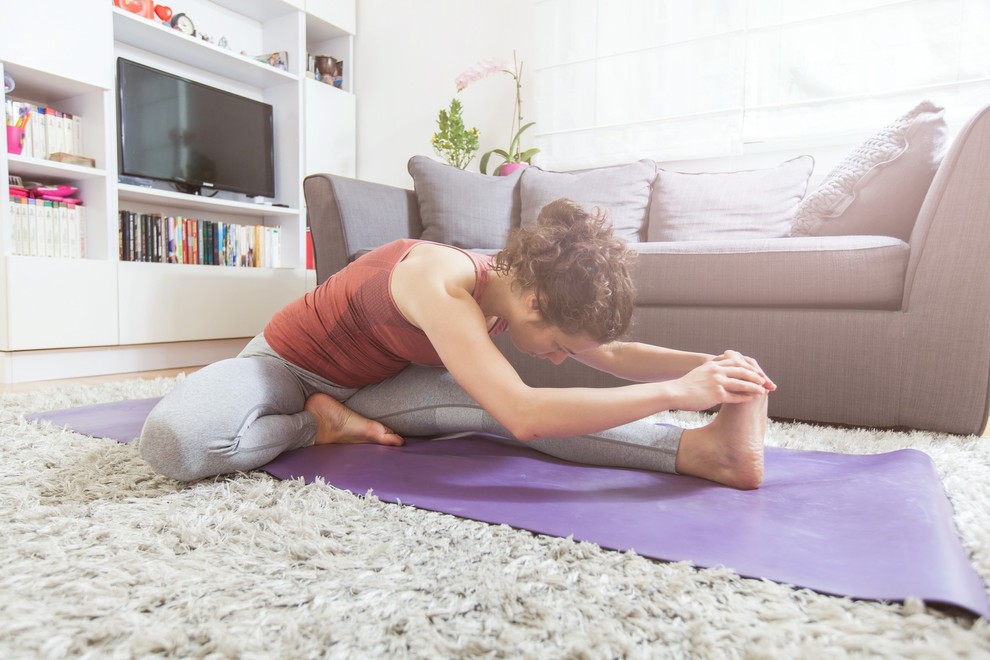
[{"left": 139, "top": 335, "right": 682, "bottom": 482}]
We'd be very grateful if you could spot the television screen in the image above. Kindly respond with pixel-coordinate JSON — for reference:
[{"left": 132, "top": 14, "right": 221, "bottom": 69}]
[{"left": 116, "top": 58, "right": 275, "bottom": 198}]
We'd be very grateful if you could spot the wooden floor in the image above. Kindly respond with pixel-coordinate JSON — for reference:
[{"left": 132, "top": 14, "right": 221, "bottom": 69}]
[
  {"left": 4, "top": 367, "right": 989, "bottom": 437},
  {"left": 0, "top": 367, "right": 202, "bottom": 393}
]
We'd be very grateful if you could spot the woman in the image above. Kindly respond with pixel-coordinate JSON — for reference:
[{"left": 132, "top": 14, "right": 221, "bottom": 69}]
[{"left": 140, "top": 199, "right": 775, "bottom": 489}]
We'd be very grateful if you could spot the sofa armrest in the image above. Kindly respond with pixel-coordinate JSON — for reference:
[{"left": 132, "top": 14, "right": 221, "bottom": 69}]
[
  {"left": 897, "top": 102, "right": 990, "bottom": 431},
  {"left": 904, "top": 103, "right": 990, "bottom": 310},
  {"left": 304, "top": 174, "right": 423, "bottom": 284}
]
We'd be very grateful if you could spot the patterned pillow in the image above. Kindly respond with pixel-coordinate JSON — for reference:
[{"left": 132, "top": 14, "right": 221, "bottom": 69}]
[{"left": 791, "top": 101, "right": 947, "bottom": 241}]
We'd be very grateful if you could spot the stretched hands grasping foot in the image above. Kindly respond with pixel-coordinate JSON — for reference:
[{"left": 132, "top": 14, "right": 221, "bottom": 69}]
[
  {"left": 674, "top": 349, "right": 776, "bottom": 412},
  {"left": 673, "top": 349, "right": 773, "bottom": 489}
]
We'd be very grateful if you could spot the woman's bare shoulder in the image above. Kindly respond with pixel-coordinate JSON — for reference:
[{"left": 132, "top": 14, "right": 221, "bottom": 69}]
[{"left": 395, "top": 243, "right": 478, "bottom": 291}]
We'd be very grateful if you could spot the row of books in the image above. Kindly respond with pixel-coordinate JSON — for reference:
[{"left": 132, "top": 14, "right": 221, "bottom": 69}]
[
  {"left": 5, "top": 98, "right": 84, "bottom": 160},
  {"left": 7, "top": 196, "right": 87, "bottom": 258},
  {"left": 119, "top": 211, "right": 282, "bottom": 268}
]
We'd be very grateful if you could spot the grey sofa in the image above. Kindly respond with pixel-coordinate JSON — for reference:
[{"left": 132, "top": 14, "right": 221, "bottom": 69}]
[{"left": 304, "top": 102, "right": 990, "bottom": 436}]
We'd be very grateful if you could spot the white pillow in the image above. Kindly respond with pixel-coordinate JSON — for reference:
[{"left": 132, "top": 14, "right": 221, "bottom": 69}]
[
  {"left": 791, "top": 101, "right": 947, "bottom": 241},
  {"left": 647, "top": 156, "right": 814, "bottom": 242}
]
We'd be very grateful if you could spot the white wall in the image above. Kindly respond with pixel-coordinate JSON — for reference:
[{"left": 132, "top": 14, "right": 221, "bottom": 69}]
[{"left": 354, "top": 0, "right": 537, "bottom": 188}]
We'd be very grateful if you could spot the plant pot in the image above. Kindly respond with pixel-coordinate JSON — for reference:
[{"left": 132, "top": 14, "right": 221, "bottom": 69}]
[{"left": 497, "top": 161, "right": 529, "bottom": 176}]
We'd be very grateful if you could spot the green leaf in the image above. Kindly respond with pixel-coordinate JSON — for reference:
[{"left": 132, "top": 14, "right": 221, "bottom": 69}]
[
  {"left": 507, "top": 122, "right": 536, "bottom": 161},
  {"left": 519, "top": 147, "right": 540, "bottom": 163},
  {"left": 433, "top": 97, "right": 479, "bottom": 169}
]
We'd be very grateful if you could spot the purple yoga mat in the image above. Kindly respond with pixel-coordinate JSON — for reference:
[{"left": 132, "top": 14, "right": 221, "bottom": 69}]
[
  {"left": 27, "top": 397, "right": 990, "bottom": 618},
  {"left": 24, "top": 397, "right": 160, "bottom": 444}
]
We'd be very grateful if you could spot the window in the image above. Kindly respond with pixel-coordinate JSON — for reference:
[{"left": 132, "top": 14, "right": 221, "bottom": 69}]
[{"left": 533, "top": 0, "right": 990, "bottom": 169}]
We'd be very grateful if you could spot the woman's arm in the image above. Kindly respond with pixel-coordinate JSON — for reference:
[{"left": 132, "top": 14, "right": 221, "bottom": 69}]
[
  {"left": 420, "top": 299, "right": 765, "bottom": 440},
  {"left": 573, "top": 341, "right": 714, "bottom": 382},
  {"left": 392, "top": 248, "right": 768, "bottom": 441},
  {"left": 574, "top": 342, "right": 776, "bottom": 390}
]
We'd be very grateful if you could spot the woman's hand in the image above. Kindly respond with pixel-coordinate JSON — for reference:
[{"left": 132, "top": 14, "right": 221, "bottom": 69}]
[
  {"left": 710, "top": 350, "right": 776, "bottom": 392},
  {"left": 670, "top": 350, "right": 775, "bottom": 411}
]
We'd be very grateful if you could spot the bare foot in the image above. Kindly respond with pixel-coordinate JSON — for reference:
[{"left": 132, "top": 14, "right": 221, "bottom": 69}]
[
  {"left": 675, "top": 393, "right": 768, "bottom": 489},
  {"left": 304, "top": 393, "right": 405, "bottom": 447}
]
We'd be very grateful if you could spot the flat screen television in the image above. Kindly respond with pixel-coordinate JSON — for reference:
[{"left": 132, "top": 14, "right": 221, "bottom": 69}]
[{"left": 116, "top": 58, "right": 275, "bottom": 198}]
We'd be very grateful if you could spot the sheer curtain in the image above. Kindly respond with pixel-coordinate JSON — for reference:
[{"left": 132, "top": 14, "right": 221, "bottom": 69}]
[{"left": 532, "top": 0, "right": 990, "bottom": 170}]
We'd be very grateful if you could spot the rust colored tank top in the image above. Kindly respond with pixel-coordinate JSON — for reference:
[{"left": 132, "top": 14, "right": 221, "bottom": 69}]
[{"left": 264, "top": 239, "right": 507, "bottom": 387}]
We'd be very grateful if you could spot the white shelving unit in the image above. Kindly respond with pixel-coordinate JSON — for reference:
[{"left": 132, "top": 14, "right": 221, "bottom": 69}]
[{"left": 0, "top": 0, "right": 355, "bottom": 382}]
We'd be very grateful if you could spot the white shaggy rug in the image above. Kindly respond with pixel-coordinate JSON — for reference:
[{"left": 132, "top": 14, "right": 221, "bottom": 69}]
[{"left": 3, "top": 375, "right": 990, "bottom": 658}]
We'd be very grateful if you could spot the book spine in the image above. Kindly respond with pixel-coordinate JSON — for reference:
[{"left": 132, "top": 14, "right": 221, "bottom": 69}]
[
  {"left": 119, "top": 210, "right": 126, "bottom": 261},
  {"left": 154, "top": 214, "right": 163, "bottom": 263},
  {"left": 7, "top": 196, "right": 17, "bottom": 253},
  {"left": 67, "top": 203, "right": 80, "bottom": 259},
  {"left": 30, "top": 107, "right": 45, "bottom": 158},
  {"left": 72, "top": 113, "right": 83, "bottom": 155},
  {"left": 60, "top": 112, "right": 71, "bottom": 157},
  {"left": 58, "top": 202, "right": 70, "bottom": 258},
  {"left": 78, "top": 203, "right": 86, "bottom": 258},
  {"left": 196, "top": 220, "right": 203, "bottom": 265},
  {"left": 20, "top": 198, "right": 29, "bottom": 255},
  {"left": 43, "top": 201, "right": 55, "bottom": 257},
  {"left": 26, "top": 199, "right": 37, "bottom": 256},
  {"left": 43, "top": 108, "right": 55, "bottom": 158},
  {"left": 178, "top": 217, "right": 186, "bottom": 264}
]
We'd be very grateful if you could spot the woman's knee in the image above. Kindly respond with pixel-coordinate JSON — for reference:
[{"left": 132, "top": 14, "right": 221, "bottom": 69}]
[
  {"left": 137, "top": 356, "right": 308, "bottom": 481},
  {"left": 138, "top": 404, "right": 215, "bottom": 482}
]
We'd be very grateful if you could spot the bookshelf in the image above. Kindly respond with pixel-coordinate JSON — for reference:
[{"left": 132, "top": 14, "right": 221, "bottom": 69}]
[{"left": 0, "top": 0, "right": 356, "bottom": 382}]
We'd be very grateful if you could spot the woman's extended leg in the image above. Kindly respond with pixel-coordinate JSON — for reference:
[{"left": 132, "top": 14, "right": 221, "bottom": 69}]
[
  {"left": 339, "top": 365, "right": 768, "bottom": 488},
  {"left": 341, "top": 366, "right": 683, "bottom": 474}
]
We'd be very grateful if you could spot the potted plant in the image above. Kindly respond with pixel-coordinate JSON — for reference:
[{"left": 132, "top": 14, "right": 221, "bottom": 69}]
[{"left": 430, "top": 97, "right": 479, "bottom": 170}]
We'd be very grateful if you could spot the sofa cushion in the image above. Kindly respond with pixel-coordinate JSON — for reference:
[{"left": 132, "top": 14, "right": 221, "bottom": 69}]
[
  {"left": 519, "top": 160, "right": 656, "bottom": 242},
  {"left": 632, "top": 236, "right": 908, "bottom": 309},
  {"left": 791, "top": 101, "right": 947, "bottom": 241},
  {"left": 647, "top": 156, "right": 814, "bottom": 242},
  {"left": 408, "top": 155, "right": 522, "bottom": 248}
]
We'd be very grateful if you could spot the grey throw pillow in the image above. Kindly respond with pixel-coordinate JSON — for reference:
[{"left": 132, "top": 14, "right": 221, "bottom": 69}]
[
  {"left": 647, "top": 156, "right": 814, "bottom": 242},
  {"left": 519, "top": 160, "right": 657, "bottom": 242},
  {"left": 408, "top": 155, "right": 522, "bottom": 248}
]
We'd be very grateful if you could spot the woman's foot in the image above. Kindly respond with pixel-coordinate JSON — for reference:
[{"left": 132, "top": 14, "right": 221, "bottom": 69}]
[
  {"left": 304, "top": 393, "right": 405, "bottom": 447},
  {"left": 675, "top": 393, "right": 768, "bottom": 489}
]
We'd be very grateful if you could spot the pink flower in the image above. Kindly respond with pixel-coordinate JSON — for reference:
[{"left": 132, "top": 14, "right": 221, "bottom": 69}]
[
  {"left": 455, "top": 57, "right": 506, "bottom": 91},
  {"left": 453, "top": 51, "right": 541, "bottom": 174}
]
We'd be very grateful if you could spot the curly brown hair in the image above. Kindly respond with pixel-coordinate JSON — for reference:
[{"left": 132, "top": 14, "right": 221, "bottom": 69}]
[{"left": 492, "top": 198, "right": 635, "bottom": 343}]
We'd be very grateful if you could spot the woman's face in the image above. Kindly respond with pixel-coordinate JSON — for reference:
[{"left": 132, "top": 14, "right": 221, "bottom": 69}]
[{"left": 506, "top": 320, "right": 599, "bottom": 365}]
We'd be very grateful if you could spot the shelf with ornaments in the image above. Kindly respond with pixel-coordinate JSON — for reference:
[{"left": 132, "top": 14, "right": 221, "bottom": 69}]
[{"left": 111, "top": 5, "right": 299, "bottom": 89}]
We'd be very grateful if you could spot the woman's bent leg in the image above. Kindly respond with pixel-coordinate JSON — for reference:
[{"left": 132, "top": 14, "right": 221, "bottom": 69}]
[
  {"left": 139, "top": 357, "right": 315, "bottom": 481},
  {"left": 342, "top": 366, "right": 682, "bottom": 474}
]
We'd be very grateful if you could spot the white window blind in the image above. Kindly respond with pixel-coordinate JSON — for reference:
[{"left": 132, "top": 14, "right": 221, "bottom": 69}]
[{"left": 533, "top": 0, "right": 990, "bottom": 170}]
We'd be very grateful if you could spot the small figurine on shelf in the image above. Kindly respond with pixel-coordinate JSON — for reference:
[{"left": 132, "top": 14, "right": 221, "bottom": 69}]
[{"left": 256, "top": 52, "right": 288, "bottom": 71}]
